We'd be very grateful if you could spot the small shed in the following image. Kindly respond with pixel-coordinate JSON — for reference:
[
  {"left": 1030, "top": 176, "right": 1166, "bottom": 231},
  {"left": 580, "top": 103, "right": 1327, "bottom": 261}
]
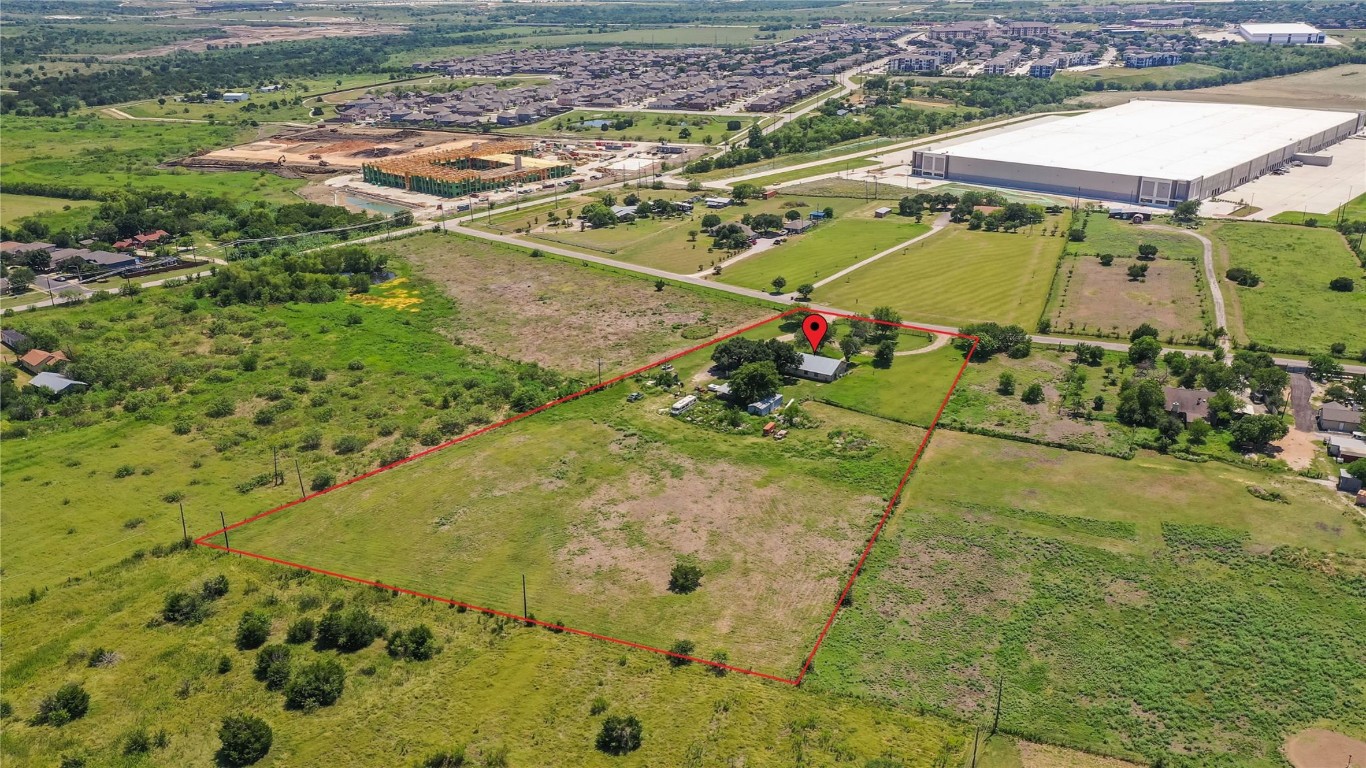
[
  {"left": 1339, "top": 469, "right": 1364, "bottom": 495},
  {"left": 1, "top": 328, "right": 30, "bottom": 352},
  {"left": 809, "top": 210, "right": 827, "bottom": 220},
  {"left": 222, "top": 92, "right": 250, "bottom": 103},
  {"left": 27, "top": 372, "right": 87, "bottom": 396},
  {"left": 873, "top": 207, "right": 892, "bottom": 218},
  {"left": 747, "top": 393, "right": 784, "bottom": 416},
  {"left": 1318, "top": 402, "right": 1362, "bottom": 433}
]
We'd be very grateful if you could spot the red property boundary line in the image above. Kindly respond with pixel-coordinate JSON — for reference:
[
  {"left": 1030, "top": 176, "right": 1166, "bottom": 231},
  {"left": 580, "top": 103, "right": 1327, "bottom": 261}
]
[{"left": 195, "top": 308, "right": 978, "bottom": 685}]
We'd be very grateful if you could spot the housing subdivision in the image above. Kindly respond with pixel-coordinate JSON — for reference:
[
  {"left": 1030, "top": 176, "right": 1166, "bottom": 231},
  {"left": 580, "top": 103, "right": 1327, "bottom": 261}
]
[
  {"left": 360, "top": 140, "right": 573, "bottom": 197},
  {"left": 910, "top": 100, "right": 1365, "bottom": 206}
]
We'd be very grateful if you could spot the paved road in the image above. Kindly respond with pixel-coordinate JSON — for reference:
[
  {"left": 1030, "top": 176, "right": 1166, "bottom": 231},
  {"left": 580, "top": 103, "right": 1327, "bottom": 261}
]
[
  {"left": 1142, "top": 223, "right": 1230, "bottom": 351},
  {"left": 1289, "top": 372, "right": 1315, "bottom": 431}
]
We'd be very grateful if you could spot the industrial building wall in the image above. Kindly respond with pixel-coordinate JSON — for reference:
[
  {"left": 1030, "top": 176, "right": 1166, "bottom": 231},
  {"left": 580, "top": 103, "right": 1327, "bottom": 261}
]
[
  {"left": 916, "top": 153, "right": 1148, "bottom": 203},
  {"left": 1193, "top": 111, "right": 1361, "bottom": 198}
]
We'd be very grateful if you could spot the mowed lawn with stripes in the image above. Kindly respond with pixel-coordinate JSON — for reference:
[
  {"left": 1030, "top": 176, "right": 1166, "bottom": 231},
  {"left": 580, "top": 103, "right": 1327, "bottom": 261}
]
[{"left": 815, "top": 225, "right": 1063, "bottom": 327}]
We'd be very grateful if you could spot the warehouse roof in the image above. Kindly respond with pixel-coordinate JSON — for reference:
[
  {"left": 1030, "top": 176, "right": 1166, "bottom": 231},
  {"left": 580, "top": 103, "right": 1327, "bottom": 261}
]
[
  {"left": 1237, "top": 23, "right": 1323, "bottom": 35},
  {"left": 925, "top": 100, "right": 1361, "bottom": 181}
]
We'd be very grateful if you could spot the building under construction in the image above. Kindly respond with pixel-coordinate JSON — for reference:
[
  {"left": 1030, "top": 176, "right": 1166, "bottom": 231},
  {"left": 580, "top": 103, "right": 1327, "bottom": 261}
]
[{"left": 361, "top": 140, "right": 573, "bottom": 197}]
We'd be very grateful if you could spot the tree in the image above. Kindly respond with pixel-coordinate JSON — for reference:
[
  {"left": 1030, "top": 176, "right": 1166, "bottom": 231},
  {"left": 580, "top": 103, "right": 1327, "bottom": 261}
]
[
  {"left": 728, "top": 361, "right": 781, "bottom": 404},
  {"left": 751, "top": 213, "right": 783, "bottom": 233},
  {"left": 596, "top": 714, "right": 644, "bottom": 755},
  {"left": 1207, "top": 390, "right": 1240, "bottom": 428},
  {"left": 1073, "top": 343, "right": 1104, "bottom": 366},
  {"left": 1128, "top": 336, "right": 1162, "bottom": 366},
  {"left": 1187, "top": 419, "right": 1213, "bottom": 445},
  {"left": 869, "top": 306, "right": 902, "bottom": 338},
  {"left": 1230, "top": 414, "right": 1288, "bottom": 450},
  {"left": 668, "top": 560, "right": 703, "bottom": 594},
  {"left": 795, "top": 283, "right": 815, "bottom": 300},
  {"left": 1021, "top": 382, "right": 1045, "bottom": 404},
  {"left": 1126, "top": 263, "right": 1149, "bottom": 281},
  {"left": 284, "top": 658, "right": 345, "bottom": 710},
  {"left": 218, "top": 715, "right": 272, "bottom": 766},
  {"left": 387, "top": 625, "right": 437, "bottom": 661},
  {"left": 32, "top": 683, "right": 89, "bottom": 726},
  {"left": 770, "top": 275, "right": 787, "bottom": 294},
  {"left": 839, "top": 335, "right": 862, "bottom": 360},
  {"left": 873, "top": 341, "right": 896, "bottom": 369},
  {"left": 667, "top": 640, "right": 695, "bottom": 666},
  {"left": 1308, "top": 353, "right": 1343, "bottom": 381},
  {"left": 822, "top": 206, "right": 835, "bottom": 220},
  {"left": 677, "top": 126, "right": 691, "bottom": 139},
  {"left": 1098, "top": 254, "right": 1115, "bottom": 266},
  {"left": 687, "top": 229, "right": 698, "bottom": 242},
  {"left": 1226, "top": 267, "right": 1260, "bottom": 287},
  {"left": 700, "top": 213, "right": 721, "bottom": 230},
  {"left": 235, "top": 610, "right": 271, "bottom": 650},
  {"left": 1133, "top": 324, "right": 1161, "bottom": 342},
  {"left": 956, "top": 322, "right": 1029, "bottom": 359},
  {"left": 1068, "top": 228, "right": 1086, "bottom": 242},
  {"left": 1116, "top": 379, "right": 1166, "bottom": 427},
  {"left": 784, "top": 209, "right": 802, "bottom": 221},
  {"left": 731, "top": 183, "right": 762, "bottom": 201},
  {"left": 1329, "top": 277, "right": 1355, "bottom": 292},
  {"left": 1137, "top": 243, "right": 1158, "bottom": 259},
  {"left": 997, "top": 372, "right": 1015, "bottom": 395},
  {"left": 1345, "top": 458, "right": 1366, "bottom": 482},
  {"left": 1172, "top": 200, "right": 1201, "bottom": 223},
  {"left": 7, "top": 266, "right": 35, "bottom": 294}
]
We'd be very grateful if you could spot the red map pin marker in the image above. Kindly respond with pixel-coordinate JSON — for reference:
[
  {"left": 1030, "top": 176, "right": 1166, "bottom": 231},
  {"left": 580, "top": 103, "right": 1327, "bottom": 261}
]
[{"left": 801, "top": 315, "right": 828, "bottom": 353}]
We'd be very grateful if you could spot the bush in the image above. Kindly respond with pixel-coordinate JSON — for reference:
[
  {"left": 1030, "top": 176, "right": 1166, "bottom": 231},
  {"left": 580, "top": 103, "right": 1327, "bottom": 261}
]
[
  {"left": 667, "top": 560, "right": 703, "bottom": 594},
  {"left": 235, "top": 610, "right": 271, "bottom": 650},
  {"left": 201, "top": 575, "right": 230, "bottom": 600},
  {"left": 1329, "top": 276, "right": 1355, "bottom": 292},
  {"left": 996, "top": 372, "right": 1015, "bottom": 396},
  {"left": 1021, "top": 383, "right": 1045, "bottom": 405},
  {"left": 387, "top": 624, "right": 438, "bottom": 661},
  {"left": 421, "top": 749, "right": 467, "bottom": 767},
  {"left": 163, "top": 591, "right": 208, "bottom": 624},
  {"left": 1098, "top": 254, "right": 1114, "bottom": 266},
  {"left": 114, "top": 464, "right": 136, "bottom": 478},
  {"left": 123, "top": 728, "right": 152, "bottom": 755},
  {"left": 218, "top": 714, "right": 272, "bottom": 766},
  {"left": 286, "top": 617, "right": 316, "bottom": 644},
  {"left": 217, "top": 655, "right": 233, "bottom": 674},
  {"left": 309, "top": 471, "right": 335, "bottom": 492},
  {"left": 205, "top": 397, "right": 235, "bottom": 418},
  {"left": 595, "top": 714, "right": 644, "bottom": 755},
  {"left": 1225, "top": 266, "right": 1260, "bottom": 287},
  {"left": 284, "top": 658, "right": 346, "bottom": 710},
  {"left": 316, "top": 606, "right": 384, "bottom": 651},
  {"left": 1068, "top": 228, "right": 1086, "bottom": 242},
  {"left": 332, "top": 434, "right": 367, "bottom": 455},
  {"left": 32, "top": 683, "right": 90, "bottom": 726},
  {"left": 298, "top": 428, "right": 323, "bottom": 451},
  {"left": 667, "top": 639, "right": 695, "bottom": 666},
  {"left": 254, "top": 645, "right": 292, "bottom": 691}
]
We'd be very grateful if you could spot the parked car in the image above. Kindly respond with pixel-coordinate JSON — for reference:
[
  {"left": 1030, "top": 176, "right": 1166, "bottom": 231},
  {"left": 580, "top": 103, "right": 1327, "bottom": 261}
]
[{"left": 627, "top": 392, "right": 643, "bottom": 402}]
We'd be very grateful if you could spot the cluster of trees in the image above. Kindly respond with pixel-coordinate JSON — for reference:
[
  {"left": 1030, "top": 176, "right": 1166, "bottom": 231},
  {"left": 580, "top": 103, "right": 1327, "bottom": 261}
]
[
  {"left": 899, "top": 189, "right": 1050, "bottom": 232},
  {"left": 1, "top": 26, "right": 516, "bottom": 115},
  {"left": 710, "top": 336, "right": 802, "bottom": 403},
  {"left": 954, "top": 322, "right": 1031, "bottom": 360},
  {"left": 916, "top": 75, "right": 1088, "bottom": 116},
  {"left": 577, "top": 194, "right": 691, "bottom": 229},
  {"left": 195, "top": 246, "right": 387, "bottom": 307}
]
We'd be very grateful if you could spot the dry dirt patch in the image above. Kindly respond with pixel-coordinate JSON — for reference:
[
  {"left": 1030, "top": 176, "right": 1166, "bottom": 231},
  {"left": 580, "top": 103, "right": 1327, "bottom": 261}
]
[
  {"left": 1018, "top": 741, "right": 1145, "bottom": 768},
  {"left": 108, "top": 24, "right": 405, "bottom": 59},
  {"left": 399, "top": 234, "right": 770, "bottom": 376},
  {"left": 1284, "top": 728, "right": 1366, "bottom": 768},
  {"left": 1053, "top": 255, "right": 1204, "bottom": 339}
]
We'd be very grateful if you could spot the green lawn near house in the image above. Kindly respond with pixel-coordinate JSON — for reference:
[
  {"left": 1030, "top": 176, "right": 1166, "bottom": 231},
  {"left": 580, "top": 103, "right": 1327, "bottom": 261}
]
[
  {"left": 1059, "top": 63, "right": 1228, "bottom": 87},
  {"left": 735, "top": 158, "right": 883, "bottom": 189},
  {"left": 502, "top": 110, "right": 754, "bottom": 143}
]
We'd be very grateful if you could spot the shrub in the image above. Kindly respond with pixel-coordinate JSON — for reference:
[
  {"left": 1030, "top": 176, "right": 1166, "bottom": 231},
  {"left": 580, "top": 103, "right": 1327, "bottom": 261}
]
[
  {"left": 284, "top": 658, "right": 346, "bottom": 710},
  {"left": 667, "top": 560, "right": 703, "bottom": 594},
  {"left": 217, "top": 655, "right": 233, "bottom": 674},
  {"left": 123, "top": 728, "right": 152, "bottom": 755},
  {"left": 205, "top": 397, "right": 235, "bottom": 418},
  {"left": 1225, "top": 266, "right": 1260, "bottom": 287},
  {"left": 114, "top": 464, "right": 136, "bottom": 478},
  {"left": 163, "top": 591, "right": 208, "bottom": 624},
  {"left": 309, "top": 471, "right": 335, "bottom": 492},
  {"left": 317, "top": 606, "right": 384, "bottom": 651},
  {"left": 235, "top": 610, "right": 271, "bottom": 650},
  {"left": 1067, "top": 228, "right": 1086, "bottom": 242},
  {"left": 1021, "top": 383, "right": 1045, "bottom": 405},
  {"left": 590, "top": 696, "right": 609, "bottom": 716},
  {"left": 1329, "top": 276, "right": 1355, "bottom": 292},
  {"left": 254, "top": 645, "right": 292, "bottom": 690},
  {"left": 201, "top": 575, "right": 230, "bottom": 600},
  {"left": 667, "top": 639, "right": 695, "bottom": 666},
  {"left": 996, "top": 372, "right": 1015, "bottom": 395},
  {"left": 595, "top": 714, "right": 644, "bottom": 755},
  {"left": 346, "top": 359, "right": 365, "bottom": 370},
  {"left": 1098, "top": 254, "right": 1114, "bottom": 266},
  {"left": 286, "top": 617, "right": 316, "bottom": 644},
  {"left": 332, "top": 434, "right": 367, "bottom": 455},
  {"left": 218, "top": 714, "right": 272, "bottom": 766},
  {"left": 298, "top": 428, "right": 323, "bottom": 451},
  {"left": 421, "top": 749, "right": 467, "bottom": 767},
  {"left": 387, "top": 624, "right": 438, "bottom": 660},
  {"left": 32, "top": 683, "right": 89, "bottom": 726}
]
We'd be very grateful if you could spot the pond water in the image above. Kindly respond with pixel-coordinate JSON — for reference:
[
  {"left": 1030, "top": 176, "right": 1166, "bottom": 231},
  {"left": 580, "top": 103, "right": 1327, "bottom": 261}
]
[
  {"left": 580, "top": 118, "right": 614, "bottom": 128},
  {"left": 344, "top": 194, "right": 407, "bottom": 216}
]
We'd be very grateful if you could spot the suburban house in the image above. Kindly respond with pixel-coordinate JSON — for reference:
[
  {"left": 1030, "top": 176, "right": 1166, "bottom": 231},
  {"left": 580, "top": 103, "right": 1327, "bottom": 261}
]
[
  {"left": 789, "top": 353, "right": 848, "bottom": 383},
  {"left": 1326, "top": 434, "right": 1366, "bottom": 462},
  {"left": 1318, "top": 402, "right": 1362, "bottom": 433},
  {"left": 1, "top": 329, "right": 30, "bottom": 352},
  {"left": 747, "top": 393, "right": 784, "bottom": 416},
  {"left": 19, "top": 349, "right": 69, "bottom": 374},
  {"left": 27, "top": 372, "right": 87, "bottom": 396},
  {"left": 0, "top": 241, "right": 55, "bottom": 257},
  {"left": 1162, "top": 386, "right": 1215, "bottom": 424},
  {"left": 783, "top": 219, "right": 814, "bottom": 234}
]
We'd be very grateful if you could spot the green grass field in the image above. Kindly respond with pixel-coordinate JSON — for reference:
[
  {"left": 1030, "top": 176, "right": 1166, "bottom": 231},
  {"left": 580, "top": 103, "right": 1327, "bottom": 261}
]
[
  {"left": 1, "top": 116, "right": 305, "bottom": 203},
  {"left": 816, "top": 340, "right": 966, "bottom": 426},
  {"left": 685, "top": 137, "right": 901, "bottom": 183},
  {"left": 816, "top": 225, "right": 1064, "bottom": 327},
  {"left": 1073, "top": 214, "right": 1204, "bottom": 261},
  {"left": 1060, "top": 63, "right": 1228, "bottom": 87},
  {"left": 809, "top": 428, "right": 1366, "bottom": 765},
  {"left": 1207, "top": 221, "right": 1366, "bottom": 353},
  {"left": 503, "top": 110, "right": 753, "bottom": 143},
  {"left": 735, "top": 158, "right": 883, "bottom": 189},
  {"left": 0, "top": 193, "right": 99, "bottom": 226},
  {"left": 1268, "top": 191, "right": 1366, "bottom": 225},
  {"left": 717, "top": 213, "right": 930, "bottom": 292}
]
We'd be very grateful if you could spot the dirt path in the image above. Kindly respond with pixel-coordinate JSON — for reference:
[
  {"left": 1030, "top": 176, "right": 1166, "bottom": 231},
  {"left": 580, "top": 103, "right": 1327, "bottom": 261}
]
[
  {"left": 1289, "top": 371, "right": 1315, "bottom": 432},
  {"left": 1284, "top": 728, "right": 1366, "bottom": 768},
  {"left": 1273, "top": 428, "right": 1319, "bottom": 471},
  {"left": 812, "top": 212, "right": 950, "bottom": 289},
  {"left": 1140, "top": 224, "right": 1228, "bottom": 351},
  {"left": 896, "top": 332, "right": 951, "bottom": 356},
  {"left": 693, "top": 238, "right": 778, "bottom": 277}
]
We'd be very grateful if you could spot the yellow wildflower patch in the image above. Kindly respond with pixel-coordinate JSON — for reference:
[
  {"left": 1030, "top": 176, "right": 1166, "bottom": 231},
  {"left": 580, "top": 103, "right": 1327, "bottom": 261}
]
[{"left": 347, "top": 278, "right": 423, "bottom": 312}]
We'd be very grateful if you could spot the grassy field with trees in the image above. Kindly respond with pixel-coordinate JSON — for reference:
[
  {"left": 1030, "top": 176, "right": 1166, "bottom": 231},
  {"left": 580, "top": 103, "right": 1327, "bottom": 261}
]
[
  {"left": 504, "top": 110, "right": 754, "bottom": 143},
  {"left": 1207, "top": 221, "right": 1366, "bottom": 354}
]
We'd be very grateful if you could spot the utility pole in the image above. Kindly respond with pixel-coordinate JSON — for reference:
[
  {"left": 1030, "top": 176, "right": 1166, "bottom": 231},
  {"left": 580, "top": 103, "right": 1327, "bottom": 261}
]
[
  {"left": 990, "top": 673, "right": 1004, "bottom": 736},
  {"left": 272, "top": 446, "right": 280, "bottom": 486},
  {"left": 522, "top": 574, "right": 528, "bottom": 619},
  {"left": 597, "top": 359, "right": 603, "bottom": 387},
  {"left": 219, "top": 511, "right": 231, "bottom": 552},
  {"left": 294, "top": 457, "right": 306, "bottom": 498},
  {"left": 179, "top": 502, "right": 189, "bottom": 545}
]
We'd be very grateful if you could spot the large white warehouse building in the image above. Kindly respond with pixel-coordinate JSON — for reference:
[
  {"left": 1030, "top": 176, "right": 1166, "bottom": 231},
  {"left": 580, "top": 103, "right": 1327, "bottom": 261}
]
[
  {"left": 1236, "top": 23, "right": 1326, "bottom": 44},
  {"left": 911, "top": 100, "right": 1363, "bottom": 206}
]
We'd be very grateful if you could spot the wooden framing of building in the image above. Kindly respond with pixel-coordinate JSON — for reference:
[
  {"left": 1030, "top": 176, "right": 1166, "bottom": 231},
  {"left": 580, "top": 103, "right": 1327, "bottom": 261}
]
[{"left": 361, "top": 140, "right": 573, "bottom": 197}]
